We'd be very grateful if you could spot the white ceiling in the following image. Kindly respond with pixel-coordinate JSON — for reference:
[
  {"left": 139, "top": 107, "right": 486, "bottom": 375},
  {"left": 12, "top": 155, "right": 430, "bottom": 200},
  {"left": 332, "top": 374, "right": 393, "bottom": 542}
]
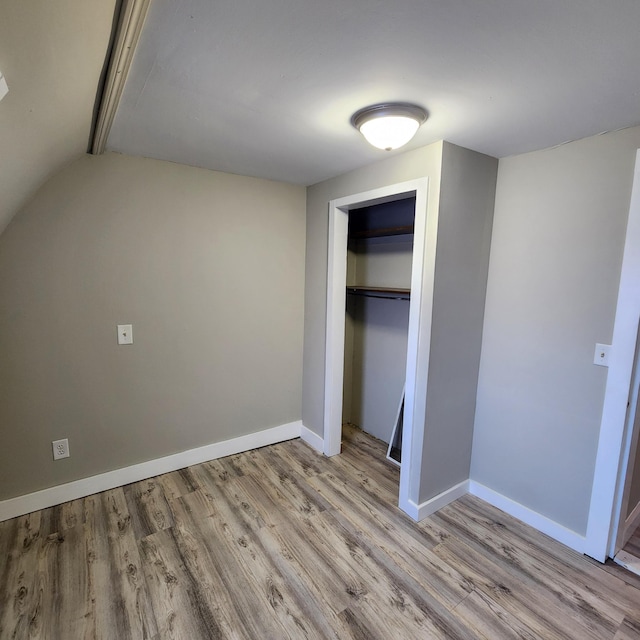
[{"left": 107, "top": 0, "right": 640, "bottom": 186}]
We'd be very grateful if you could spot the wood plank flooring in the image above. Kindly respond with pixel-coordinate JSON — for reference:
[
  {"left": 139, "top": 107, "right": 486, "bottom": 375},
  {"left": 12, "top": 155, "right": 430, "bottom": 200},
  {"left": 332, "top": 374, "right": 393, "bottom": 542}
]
[
  {"left": 624, "top": 524, "right": 640, "bottom": 559},
  {"left": 616, "top": 523, "right": 640, "bottom": 578},
  {"left": 1, "top": 424, "right": 639, "bottom": 639}
]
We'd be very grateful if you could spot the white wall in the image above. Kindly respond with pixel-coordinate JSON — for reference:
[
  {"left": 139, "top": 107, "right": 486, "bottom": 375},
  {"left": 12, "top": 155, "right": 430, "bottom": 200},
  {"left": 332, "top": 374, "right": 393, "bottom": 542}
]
[
  {"left": 0, "top": 152, "right": 306, "bottom": 501},
  {"left": 472, "top": 126, "right": 640, "bottom": 535}
]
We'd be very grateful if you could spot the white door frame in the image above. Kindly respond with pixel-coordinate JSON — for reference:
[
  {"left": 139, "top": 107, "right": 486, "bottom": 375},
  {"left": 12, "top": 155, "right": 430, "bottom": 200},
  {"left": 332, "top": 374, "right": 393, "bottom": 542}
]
[
  {"left": 613, "top": 328, "right": 640, "bottom": 553},
  {"left": 323, "top": 177, "right": 436, "bottom": 515},
  {"left": 585, "top": 149, "right": 640, "bottom": 561}
]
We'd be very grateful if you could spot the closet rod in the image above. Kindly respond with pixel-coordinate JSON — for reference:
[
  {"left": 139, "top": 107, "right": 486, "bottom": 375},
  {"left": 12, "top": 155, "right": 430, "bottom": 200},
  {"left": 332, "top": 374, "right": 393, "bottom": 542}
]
[{"left": 346, "top": 286, "right": 410, "bottom": 300}]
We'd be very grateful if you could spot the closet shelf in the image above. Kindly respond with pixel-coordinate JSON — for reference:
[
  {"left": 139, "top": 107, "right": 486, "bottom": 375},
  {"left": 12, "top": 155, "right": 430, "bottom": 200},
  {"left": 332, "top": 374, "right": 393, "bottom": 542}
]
[
  {"left": 346, "top": 286, "right": 410, "bottom": 300},
  {"left": 349, "top": 224, "right": 414, "bottom": 239}
]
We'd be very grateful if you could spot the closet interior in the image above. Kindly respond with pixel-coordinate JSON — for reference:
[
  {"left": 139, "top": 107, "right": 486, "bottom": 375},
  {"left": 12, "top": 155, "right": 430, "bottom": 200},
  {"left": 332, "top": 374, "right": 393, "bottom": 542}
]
[{"left": 342, "top": 196, "right": 416, "bottom": 465}]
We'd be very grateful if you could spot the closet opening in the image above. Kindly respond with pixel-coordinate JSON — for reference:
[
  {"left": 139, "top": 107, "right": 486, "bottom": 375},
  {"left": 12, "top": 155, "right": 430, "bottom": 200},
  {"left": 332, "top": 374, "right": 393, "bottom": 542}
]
[
  {"left": 324, "top": 178, "right": 434, "bottom": 518},
  {"left": 343, "top": 198, "right": 415, "bottom": 469}
]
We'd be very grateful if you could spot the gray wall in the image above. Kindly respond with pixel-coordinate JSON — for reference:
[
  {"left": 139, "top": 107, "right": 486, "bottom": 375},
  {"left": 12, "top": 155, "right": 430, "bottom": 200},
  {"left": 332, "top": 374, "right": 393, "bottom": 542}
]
[
  {"left": 0, "top": 152, "right": 306, "bottom": 500},
  {"left": 303, "top": 140, "right": 497, "bottom": 508},
  {"left": 348, "top": 296, "right": 410, "bottom": 444},
  {"left": 0, "top": 0, "right": 117, "bottom": 234},
  {"left": 419, "top": 143, "right": 497, "bottom": 500},
  {"left": 351, "top": 298, "right": 409, "bottom": 443},
  {"left": 344, "top": 236, "right": 412, "bottom": 443},
  {"left": 352, "top": 236, "right": 414, "bottom": 290},
  {"left": 472, "top": 126, "right": 640, "bottom": 535},
  {"left": 303, "top": 141, "right": 444, "bottom": 437}
]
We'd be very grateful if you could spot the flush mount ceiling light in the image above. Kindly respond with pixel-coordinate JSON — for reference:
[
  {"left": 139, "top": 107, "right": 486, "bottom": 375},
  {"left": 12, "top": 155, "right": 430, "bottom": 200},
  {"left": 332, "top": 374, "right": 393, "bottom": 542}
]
[{"left": 351, "top": 103, "right": 427, "bottom": 151}]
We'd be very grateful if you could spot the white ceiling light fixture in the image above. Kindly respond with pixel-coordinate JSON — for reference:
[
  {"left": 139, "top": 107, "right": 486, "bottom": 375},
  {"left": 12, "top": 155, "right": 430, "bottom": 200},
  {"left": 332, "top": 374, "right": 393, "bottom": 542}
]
[{"left": 351, "top": 103, "right": 428, "bottom": 151}]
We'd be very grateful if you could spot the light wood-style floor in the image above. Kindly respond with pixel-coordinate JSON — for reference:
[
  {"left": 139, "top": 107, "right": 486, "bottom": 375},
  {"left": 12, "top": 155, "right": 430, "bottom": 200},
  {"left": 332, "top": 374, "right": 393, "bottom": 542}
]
[
  {"left": 2, "top": 425, "right": 640, "bottom": 639},
  {"left": 623, "top": 524, "right": 640, "bottom": 559},
  {"left": 616, "top": 523, "right": 640, "bottom": 578}
]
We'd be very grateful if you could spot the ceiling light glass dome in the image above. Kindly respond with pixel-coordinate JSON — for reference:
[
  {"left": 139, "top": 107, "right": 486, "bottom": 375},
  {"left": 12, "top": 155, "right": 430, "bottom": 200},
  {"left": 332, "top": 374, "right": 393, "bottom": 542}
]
[{"left": 351, "top": 103, "right": 428, "bottom": 151}]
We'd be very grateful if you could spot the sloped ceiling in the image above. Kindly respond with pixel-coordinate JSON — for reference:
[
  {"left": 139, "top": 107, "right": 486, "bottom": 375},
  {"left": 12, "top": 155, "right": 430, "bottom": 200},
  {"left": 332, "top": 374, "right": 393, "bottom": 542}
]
[
  {"left": 107, "top": 0, "right": 640, "bottom": 185},
  {"left": 2, "top": 0, "right": 640, "bottom": 235},
  {"left": 0, "top": 0, "right": 117, "bottom": 234}
]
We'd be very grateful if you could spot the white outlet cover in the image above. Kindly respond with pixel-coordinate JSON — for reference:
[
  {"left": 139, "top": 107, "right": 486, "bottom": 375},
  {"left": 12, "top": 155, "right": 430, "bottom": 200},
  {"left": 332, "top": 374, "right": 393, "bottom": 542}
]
[
  {"left": 117, "top": 324, "right": 133, "bottom": 345},
  {"left": 52, "top": 438, "right": 70, "bottom": 460},
  {"left": 593, "top": 343, "right": 611, "bottom": 367}
]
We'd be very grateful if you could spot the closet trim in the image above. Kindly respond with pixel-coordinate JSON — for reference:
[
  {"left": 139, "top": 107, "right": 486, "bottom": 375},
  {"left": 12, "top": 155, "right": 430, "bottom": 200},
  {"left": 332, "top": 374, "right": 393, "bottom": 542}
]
[{"left": 323, "top": 178, "right": 435, "bottom": 516}]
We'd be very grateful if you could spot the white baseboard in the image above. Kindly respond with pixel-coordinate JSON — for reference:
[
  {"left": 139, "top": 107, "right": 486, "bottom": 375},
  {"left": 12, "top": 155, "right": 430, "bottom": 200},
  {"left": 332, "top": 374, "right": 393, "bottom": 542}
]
[
  {"left": 468, "top": 480, "right": 587, "bottom": 554},
  {"left": 399, "top": 479, "right": 586, "bottom": 556},
  {"left": 300, "top": 424, "right": 324, "bottom": 453},
  {"left": 401, "top": 480, "right": 470, "bottom": 521},
  {"left": 621, "top": 499, "right": 640, "bottom": 548},
  {"left": 0, "top": 421, "right": 302, "bottom": 523}
]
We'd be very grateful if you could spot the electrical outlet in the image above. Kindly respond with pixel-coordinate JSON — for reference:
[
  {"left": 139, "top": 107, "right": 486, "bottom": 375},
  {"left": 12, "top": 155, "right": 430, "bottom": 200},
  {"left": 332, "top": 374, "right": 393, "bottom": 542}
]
[{"left": 52, "top": 438, "right": 70, "bottom": 460}]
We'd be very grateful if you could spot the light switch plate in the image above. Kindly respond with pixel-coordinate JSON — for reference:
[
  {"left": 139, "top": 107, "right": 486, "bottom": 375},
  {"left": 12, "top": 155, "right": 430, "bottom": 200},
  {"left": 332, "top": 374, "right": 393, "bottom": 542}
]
[
  {"left": 117, "top": 324, "right": 133, "bottom": 345},
  {"left": 593, "top": 343, "right": 611, "bottom": 367}
]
